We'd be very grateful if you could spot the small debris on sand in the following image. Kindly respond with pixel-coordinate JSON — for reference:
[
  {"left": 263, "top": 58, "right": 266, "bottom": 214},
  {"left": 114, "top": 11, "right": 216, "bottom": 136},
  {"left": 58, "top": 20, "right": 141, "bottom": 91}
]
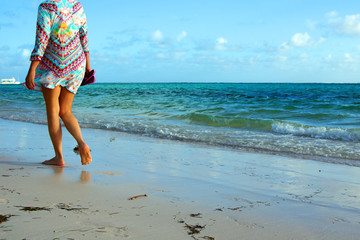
[
  {"left": 129, "top": 194, "right": 148, "bottom": 200},
  {"left": 73, "top": 146, "right": 92, "bottom": 154},
  {"left": 201, "top": 236, "right": 215, "bottom": 240},
  {"left": 56, "top": 203, "right": 88, "bottom": 211},
  {"left": 73, "top": 146, "right": 80, "bottom": 154},
  {"left": 228, "top": 207, "right": 243, "bottom": 211},
  {"left": 190, "top": 213, "right": 202, "bottom": 218}
]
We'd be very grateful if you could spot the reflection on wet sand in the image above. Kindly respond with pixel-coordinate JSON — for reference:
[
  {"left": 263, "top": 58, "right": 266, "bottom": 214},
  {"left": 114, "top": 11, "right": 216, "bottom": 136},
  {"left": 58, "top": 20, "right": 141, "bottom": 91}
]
[
  {"left": 47, "top": 166, "right": 91, "bottom": 183},
  {"left": 49, "top": 166, "right": 64, "bottom": 175},
  {"left": 80, "top": 171, "right": 91, "bottom": 183}
]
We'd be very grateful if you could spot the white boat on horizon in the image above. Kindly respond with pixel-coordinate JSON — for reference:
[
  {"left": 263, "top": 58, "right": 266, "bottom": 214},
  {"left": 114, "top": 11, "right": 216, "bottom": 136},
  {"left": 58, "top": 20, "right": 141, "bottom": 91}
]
[{"left": 1, "top": 77, "right": 21, "bottom": 85}]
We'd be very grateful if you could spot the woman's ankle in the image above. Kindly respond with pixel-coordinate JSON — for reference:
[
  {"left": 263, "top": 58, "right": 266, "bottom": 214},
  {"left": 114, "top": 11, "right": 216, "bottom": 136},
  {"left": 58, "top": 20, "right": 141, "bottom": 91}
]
[{"left": 77, "top": 141, "right": 88, "bottom": 149}]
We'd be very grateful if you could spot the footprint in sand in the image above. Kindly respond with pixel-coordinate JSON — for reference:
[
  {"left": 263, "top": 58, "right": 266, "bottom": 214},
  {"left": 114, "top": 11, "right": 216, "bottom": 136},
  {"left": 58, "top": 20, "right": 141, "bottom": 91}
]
[{"left": 94, "top": 225, "right": 129, "bottom": 238}]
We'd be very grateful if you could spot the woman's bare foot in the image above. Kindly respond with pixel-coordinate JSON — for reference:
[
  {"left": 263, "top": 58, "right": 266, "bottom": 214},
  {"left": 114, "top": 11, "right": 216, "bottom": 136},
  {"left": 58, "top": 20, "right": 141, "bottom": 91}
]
[
  {"left": 42, "top": 156, "right": 65, "bottom": 166},
  {"left": 79, "top": 144, "right": 92, "bottom": 165}
]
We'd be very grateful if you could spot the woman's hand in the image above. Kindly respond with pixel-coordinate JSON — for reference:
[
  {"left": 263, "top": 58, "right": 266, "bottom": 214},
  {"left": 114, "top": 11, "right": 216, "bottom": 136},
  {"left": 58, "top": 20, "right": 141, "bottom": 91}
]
[
  {"left": 25, "top": 61, "right": 40, "bottom": 90},
  {"left": 25, "top": 70, "right": 35, "bottom": 90}
]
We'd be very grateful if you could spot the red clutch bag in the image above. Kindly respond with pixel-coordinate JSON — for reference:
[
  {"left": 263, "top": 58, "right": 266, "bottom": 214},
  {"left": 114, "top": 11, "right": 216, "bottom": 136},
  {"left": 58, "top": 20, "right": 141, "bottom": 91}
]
[{"left": 81, "top": 70, "right": 95, "bottom": 86}]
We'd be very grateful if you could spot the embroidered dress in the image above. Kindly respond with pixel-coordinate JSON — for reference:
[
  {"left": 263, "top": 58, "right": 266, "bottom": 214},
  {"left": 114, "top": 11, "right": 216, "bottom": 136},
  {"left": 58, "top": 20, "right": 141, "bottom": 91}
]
[{"left": 28, "top": 0, "right": 89, "bottom": 94}]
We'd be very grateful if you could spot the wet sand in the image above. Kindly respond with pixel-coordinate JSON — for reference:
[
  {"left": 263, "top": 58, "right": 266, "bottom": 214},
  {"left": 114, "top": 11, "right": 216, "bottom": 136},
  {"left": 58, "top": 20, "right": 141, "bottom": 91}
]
[{"left": 0, "top": 118, "right": 360, "bottom": 239}]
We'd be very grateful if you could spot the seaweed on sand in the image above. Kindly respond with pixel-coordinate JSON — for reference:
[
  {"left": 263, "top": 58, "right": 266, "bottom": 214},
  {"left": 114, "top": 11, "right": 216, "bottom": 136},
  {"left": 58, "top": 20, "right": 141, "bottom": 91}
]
[
  {"left": 0, "top": 214, "right": 12, "bottom": 224},
  {"left": 16, "top": 206, "right": 51, "bottom": 212},
  {"left": 184, "top": 223, "right": 205, "bottom": 235}
]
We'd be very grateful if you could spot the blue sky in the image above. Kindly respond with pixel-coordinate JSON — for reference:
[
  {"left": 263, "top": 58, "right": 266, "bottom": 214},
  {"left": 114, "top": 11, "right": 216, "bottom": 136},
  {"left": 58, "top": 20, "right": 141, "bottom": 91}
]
[{"left": 1, "top": 0, "right": 360, "bottom": 83}]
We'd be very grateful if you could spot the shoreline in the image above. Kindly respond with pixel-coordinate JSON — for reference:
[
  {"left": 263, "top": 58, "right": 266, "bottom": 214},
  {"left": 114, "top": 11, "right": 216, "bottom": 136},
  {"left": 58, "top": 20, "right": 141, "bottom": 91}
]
[
  {"left": 3, "top": 116, "right": 359, "bottom": 168},
  {"left": 2, "top": 83, "right": 360, "bottom": 163},
  {"left": 1, "top": 118, "right": 360, "bottom": 239}
]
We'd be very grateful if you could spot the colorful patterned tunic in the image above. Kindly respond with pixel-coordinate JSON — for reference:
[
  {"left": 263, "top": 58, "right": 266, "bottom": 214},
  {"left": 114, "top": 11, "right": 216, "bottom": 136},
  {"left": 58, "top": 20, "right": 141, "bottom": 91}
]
[{"left": 29, "top": 0, "right": 89, "bottom": 94}]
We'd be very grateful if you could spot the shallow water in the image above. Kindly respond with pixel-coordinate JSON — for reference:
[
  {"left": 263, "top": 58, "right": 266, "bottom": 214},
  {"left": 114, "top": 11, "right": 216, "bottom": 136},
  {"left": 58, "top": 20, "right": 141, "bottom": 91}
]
[{"left": 1, "top": 83, "right": 359, "bottom": 164}]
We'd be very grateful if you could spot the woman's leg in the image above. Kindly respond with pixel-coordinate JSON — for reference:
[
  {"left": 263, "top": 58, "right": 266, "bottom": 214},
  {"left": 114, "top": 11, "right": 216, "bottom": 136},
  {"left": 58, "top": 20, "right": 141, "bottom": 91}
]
[
  {"left": 41, "top": 86, "right": 65, "bottom": 166},
  {"left": 59, "top": 87, "right": 92, "bottom": 165}
]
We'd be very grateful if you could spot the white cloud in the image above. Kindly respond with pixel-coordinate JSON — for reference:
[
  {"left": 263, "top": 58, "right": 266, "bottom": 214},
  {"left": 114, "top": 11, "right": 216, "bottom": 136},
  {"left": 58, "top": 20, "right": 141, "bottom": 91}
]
[
  {"left": 318, "top": 37, "right": 326, "bottom": 44},
  {"left": 177, "top": 31, "right": 187, "bottom": 41},
  {"left": 151, "top": 30, "right": 164, "bottom": 42},
  {"left": 21, "top": 49, "right": 31, "bottom": 58},
  {"left": 216, "top": 37, "right": 228, "bottom": 45},
  {"left": 279, "top": 42, "right": 291, "bottom": 51},
  {"left": 291, "top": 33, "right": 311, "bottom": 47},
  {"left": 326, "top": 11, "right": 338, "bottom": 18},
  {"left": 215, "top": 37, "right": 228, "bottom": 50},
  {"left": 339, "top": 53, "right": 359, "bottom": 71},
  {"left": 282, "top": 33, "right": 325, "bottom": 49},
  {"left": 325, "top": 54, "right": 332, "bottom": 62},
  {"left": 329, "top": 14, "right": 360, "bottom": 36},
  {"left": 344, "top": 53, "right": 356, "bottom": 63}
]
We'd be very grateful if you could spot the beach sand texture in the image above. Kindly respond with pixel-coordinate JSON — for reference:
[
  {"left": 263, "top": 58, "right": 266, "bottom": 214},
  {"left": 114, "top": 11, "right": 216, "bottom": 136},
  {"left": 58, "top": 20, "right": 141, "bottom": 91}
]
[{"left": 1, "top": 119, "right": 360, "bottom": 239}]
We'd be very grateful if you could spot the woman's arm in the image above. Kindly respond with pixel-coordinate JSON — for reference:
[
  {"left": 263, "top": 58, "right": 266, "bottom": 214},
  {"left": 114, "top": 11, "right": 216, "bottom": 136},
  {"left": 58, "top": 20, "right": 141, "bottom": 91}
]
[
  {"left": 78, "top": 4, "right": 91, "bottom": 73},
  {"left": 79, "top": 5, "right": 89, "bottom": 56},
  {"left": 25, "top": 4, "right": 51, "bottom": 90},
  {"left": 30, "top": 4, "right": 52, "bottom": 61},
  {"left": 25, "top": 60, "right": 40, "bottom": 90}
]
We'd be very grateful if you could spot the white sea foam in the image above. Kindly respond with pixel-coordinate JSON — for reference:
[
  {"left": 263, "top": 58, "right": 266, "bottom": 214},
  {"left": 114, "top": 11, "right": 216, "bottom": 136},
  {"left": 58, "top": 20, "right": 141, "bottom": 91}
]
[{"left": 272, "top": 122, "right": 360, "bottom": 142}]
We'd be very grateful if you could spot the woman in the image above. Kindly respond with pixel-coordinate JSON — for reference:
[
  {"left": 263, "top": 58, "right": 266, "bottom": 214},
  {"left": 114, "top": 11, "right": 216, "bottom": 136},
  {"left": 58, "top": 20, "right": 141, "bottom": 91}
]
[{"left": 25, "top": 0, "right": 92, "bottom": 166}]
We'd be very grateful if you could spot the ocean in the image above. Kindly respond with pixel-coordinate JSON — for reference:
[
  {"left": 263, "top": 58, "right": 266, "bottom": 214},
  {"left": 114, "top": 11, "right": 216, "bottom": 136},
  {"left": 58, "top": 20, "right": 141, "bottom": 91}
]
[{"left": 1, "top": 83, "right": 359, "bottom": 165}]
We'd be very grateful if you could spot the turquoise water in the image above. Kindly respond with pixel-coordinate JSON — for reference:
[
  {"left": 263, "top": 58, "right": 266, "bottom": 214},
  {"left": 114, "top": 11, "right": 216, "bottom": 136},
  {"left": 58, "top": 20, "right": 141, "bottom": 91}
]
[{"left": 1, "top": 83, "right": 360, "bottom": 164}]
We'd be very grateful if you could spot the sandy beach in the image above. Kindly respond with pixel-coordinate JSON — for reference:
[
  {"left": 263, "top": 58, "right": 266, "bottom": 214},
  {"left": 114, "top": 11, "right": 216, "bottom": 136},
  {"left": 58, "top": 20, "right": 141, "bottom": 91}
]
[{"left": 1, "top": 118, "right": 360, "bottom": 239}]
